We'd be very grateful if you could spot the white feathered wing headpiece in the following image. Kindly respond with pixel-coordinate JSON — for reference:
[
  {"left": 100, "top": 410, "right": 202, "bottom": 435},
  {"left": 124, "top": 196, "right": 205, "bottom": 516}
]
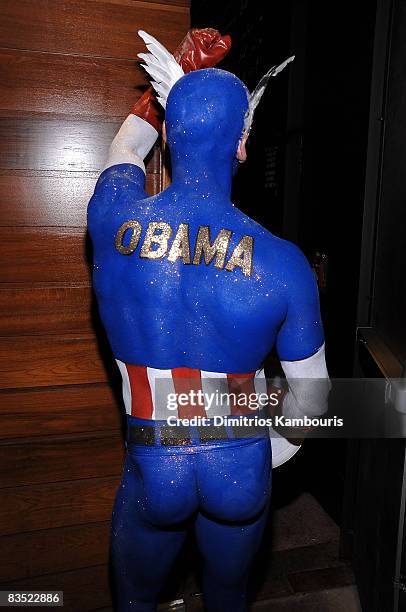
[
  {"left": 138, "top": 30, "right": 184, "bottom": 109},
  {"left": 137, "top": 30, "right": 294, "bottom": 131},
  {"left": 243, "top": 55, "right": 295, "bottom": 134}
]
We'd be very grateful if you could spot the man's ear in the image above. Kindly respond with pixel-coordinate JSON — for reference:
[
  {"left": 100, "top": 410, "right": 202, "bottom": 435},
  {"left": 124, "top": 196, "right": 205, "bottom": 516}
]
[
  {"left": 236, "top": 132, "right": 248, "bottom": 163},
  {"left": 162, "top": 121, "right": 167, "bottom": 145}
]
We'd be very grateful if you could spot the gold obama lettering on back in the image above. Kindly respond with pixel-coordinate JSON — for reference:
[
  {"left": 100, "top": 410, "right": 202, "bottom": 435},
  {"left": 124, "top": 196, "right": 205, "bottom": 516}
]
[
  {"left": 140, "top": 222, "right": 172, "bottom": 259},
  {"left": 115, "top": 220, "right": 142, "bottom": 255},
  {"left": 225, "top": 235, "right": 254, "bottom": 277},
  {"left": 114, "top": 220, "right": 254, "bottom": 277},
  {"left": 167, "top": 223, "right": 191, "bottom": 264},
  {"left": 192, "top": 226, "right": 232, "bottom": 270}
]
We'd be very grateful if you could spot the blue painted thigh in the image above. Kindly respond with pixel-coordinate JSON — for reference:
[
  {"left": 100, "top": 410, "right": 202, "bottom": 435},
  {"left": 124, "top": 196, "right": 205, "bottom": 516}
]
[
  {"left": 111, "top": 449, "right": 198, "bottom": 611},
  {"left": 195, "top": 506, "right": 270, "bottom": 612},
  {"left": 194, "top": 438, "right": 272, "bottom": 611}
]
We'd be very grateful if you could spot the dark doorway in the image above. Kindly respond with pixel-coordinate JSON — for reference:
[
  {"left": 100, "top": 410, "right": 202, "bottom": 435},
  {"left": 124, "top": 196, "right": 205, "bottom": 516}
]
[{"left": 187, "top": 0, "right": 383, "bottom": 609}]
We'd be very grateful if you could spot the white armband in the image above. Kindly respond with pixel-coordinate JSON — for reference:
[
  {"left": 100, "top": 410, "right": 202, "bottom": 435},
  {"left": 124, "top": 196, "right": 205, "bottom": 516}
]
[
  {"left": 103, "top": 114, "right": 159, "bottom": 173},
  {"left": 280, "top": 343, "right": 331, "bottom": 419}
]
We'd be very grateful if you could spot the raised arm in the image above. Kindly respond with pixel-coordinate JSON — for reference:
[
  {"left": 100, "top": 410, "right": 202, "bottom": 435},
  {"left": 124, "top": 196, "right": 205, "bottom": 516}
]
[
  {"left": 104, "top": 29, "right": 231, "bottom": 174},
  {"left": 104, "top": 114, "right": 158, "bottom": 173}
]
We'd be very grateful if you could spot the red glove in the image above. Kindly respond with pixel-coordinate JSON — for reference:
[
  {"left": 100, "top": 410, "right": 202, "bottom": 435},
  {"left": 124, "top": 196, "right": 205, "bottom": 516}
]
[
  {"left": 131, "top": 29, "right": 231, "bottom": 132},
  {"left": 173, "top": 28, "right": 231, "bottom": 73}
]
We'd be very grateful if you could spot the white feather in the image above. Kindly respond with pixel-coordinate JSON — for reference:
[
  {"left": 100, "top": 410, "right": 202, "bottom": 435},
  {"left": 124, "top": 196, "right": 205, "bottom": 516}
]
[
  {"left": 139, "top": 62, "right": 169, "bottom": 84},
  {"left": 153, "top": 81, "right": 171, "bottom": 99},
  {"left": 244, "top": 55, "right": 295, "bottom": 133},
  {"left": 138, "top": 30, "right": 184, "bottom": 109},
  {"left": 139, "top": 30, "right": 176, "bottom": 67}
]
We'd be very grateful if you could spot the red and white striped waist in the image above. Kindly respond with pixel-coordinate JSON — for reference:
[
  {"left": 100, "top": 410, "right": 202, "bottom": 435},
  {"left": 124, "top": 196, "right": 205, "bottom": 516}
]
[{"left": 116, "top": 360, "right": 268, "bottom": 420}]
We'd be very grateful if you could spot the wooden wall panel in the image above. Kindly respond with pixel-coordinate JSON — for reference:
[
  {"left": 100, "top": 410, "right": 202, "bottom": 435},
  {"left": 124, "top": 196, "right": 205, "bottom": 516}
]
[
  {"left": 0, "top": 228, "right": 89, "bottom": 284},
  {"left": 0, "top": 285, "right": 93, "bottom": 336},
  {"left": 1, "top": 476, "right": 120, "bottom": 536},
  {"left": 0, "top": 385, "right": 121, "bottom": 439},
  {"left": 0, "top": 50, "right": 145, "bottom": 119},
  {"left": 5, "top": 565, "right": 111, "bottom": 612},
  {"left": 0, "top": 434, "right": 124, "bottom": 487},
  {"left": 0, "top": 0, "right": 190, "bottom": 607},
  {"left": 0, "top": 522, "right": 110, "bottom": 582},
  {"left": 0, "top": 335, "right": 109, "bottom": 389},
  {"left": 0, "top": 0, "right": 189, "bottom": 58},
  {"left": 0, "top": 118, "right": 161, "bottom": 173}
]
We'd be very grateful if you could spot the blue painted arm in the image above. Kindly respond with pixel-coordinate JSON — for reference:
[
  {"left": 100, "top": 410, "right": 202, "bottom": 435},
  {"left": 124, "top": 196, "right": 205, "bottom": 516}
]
[{"left": 276, "top": 244, "right": 324, "bottom": 362}]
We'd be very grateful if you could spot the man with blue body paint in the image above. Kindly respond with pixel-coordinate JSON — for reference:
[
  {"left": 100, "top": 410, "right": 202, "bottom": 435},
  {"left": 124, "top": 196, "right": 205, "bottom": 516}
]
[{"left": 88, "top": 29, "right": 330, "bottom": 612}]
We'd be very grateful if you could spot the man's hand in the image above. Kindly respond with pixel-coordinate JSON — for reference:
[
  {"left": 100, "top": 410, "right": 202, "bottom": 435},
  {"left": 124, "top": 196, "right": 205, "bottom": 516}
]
[
  {"left": 173, "top": 28, "right": 231, "bottom": 73},
  {"left": 132, "top": 28, "right": 231, "bottom": 132}
]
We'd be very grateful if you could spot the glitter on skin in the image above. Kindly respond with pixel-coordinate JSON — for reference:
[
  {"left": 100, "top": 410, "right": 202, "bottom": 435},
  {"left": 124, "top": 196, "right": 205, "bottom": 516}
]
[{"left": 88, "top": 66, "right": 326, "bottom": 611}]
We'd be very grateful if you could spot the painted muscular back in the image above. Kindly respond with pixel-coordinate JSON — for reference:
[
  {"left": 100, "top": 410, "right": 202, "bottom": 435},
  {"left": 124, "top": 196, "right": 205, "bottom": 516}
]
[{"left": 88, "top": 70, "right": 324, "bottom": 375}]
